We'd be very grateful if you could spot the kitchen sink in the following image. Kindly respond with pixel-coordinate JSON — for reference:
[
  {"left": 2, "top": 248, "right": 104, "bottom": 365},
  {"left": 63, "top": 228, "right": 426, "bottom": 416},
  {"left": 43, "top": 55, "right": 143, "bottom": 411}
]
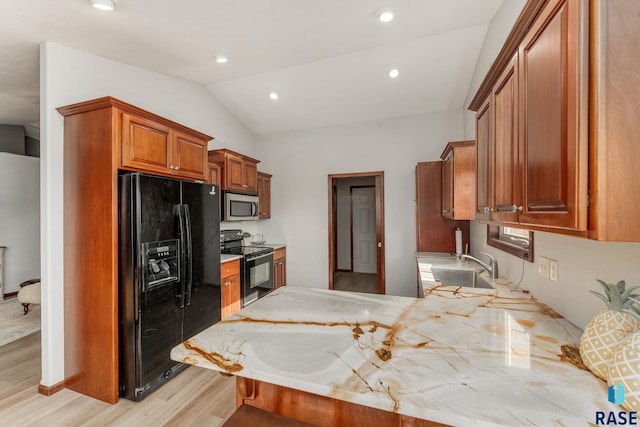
[{"left": 430, "top": 268, "right": 494, "bottom": 289}]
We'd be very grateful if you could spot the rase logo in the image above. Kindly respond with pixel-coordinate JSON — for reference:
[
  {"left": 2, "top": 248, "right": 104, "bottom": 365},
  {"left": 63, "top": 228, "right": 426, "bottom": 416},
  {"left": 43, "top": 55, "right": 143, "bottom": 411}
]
[{"left": 596, "top": 383, "right": 638, "bottom": 425}]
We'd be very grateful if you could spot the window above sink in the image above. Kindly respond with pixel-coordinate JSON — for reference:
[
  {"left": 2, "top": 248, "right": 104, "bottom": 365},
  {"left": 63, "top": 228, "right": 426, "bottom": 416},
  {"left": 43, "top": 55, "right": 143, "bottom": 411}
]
[{"left": 487, "top": 225, "right": 534, "bottom": 262}]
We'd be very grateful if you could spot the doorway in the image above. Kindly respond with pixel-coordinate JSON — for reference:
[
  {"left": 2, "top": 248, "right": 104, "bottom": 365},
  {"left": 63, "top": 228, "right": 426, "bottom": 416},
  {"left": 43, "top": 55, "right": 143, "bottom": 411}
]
[{"left": 328, "top": 172, "right": 385, "bottom": 294}]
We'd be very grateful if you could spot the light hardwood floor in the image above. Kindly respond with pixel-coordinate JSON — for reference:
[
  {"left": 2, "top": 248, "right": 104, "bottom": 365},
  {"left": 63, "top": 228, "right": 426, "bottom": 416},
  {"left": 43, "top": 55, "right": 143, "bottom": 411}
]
[
  {"left": 0, "top": 331, "right": 237, "bottom": 426},
  {"left": 333, "top": 272, "right": 377, "bottom": 294}
]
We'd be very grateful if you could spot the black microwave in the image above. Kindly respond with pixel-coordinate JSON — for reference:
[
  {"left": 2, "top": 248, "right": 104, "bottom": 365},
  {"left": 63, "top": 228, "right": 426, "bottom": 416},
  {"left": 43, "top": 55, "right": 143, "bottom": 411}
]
[{"left": 222, "top": 191, "right": 259, "bottom": 221}]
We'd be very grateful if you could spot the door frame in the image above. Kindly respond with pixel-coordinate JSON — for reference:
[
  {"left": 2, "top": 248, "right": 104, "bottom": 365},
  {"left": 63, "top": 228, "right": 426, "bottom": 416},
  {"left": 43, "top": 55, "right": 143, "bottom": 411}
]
[{"left": 328, "top": 172, "right": 385, "bottom": 294}]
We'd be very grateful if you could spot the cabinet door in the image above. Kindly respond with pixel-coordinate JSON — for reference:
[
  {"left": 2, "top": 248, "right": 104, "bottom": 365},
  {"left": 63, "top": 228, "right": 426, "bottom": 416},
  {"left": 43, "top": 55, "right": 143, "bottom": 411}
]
[
  {"left": 257, "top": 173, "right": 271, "bottom": 219},
  {"left": 208, "top": 162, "right": 221, "bottom": 186},
  {"left": 244, "top": 161, "right": 258, "bottom": 194},
  {"left": 492, "top": 54, "right": 519, "bottom": 224},
  {"left": 221, "top": 273, "right": 241, "bottom": 320},
  {"left": 475, "top": 98, "right": 492, "bottom": 221},
  {"left": 441, "top": 155, "right": 453, "bottom": 219},
  {"left": 122, "top": 113, "right": 172, "bottom": 175},
  {"left": 225, "top": 153, "right": 246, "bottom": 192},
  {"left": 172, "top": 131, "right": 207, "bottom": 181},
  {"left": 274, "top": 259, "right": 286, "bottom": 288},
  {"left": 518, "top": 0, "right": 587, "bottom": 229}
]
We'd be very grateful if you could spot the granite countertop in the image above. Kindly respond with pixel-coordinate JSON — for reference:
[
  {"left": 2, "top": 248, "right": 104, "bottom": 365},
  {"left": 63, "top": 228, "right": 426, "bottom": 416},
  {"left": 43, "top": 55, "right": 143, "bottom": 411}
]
[
  {"left": 171, "top": 280, "right": 611, "bottom": 425},
  {"left": 265, "top": 242, "right": 286, "bottom": 250},
  {"left": 220, "top": 254, "right": 242, "bottom": 263}
]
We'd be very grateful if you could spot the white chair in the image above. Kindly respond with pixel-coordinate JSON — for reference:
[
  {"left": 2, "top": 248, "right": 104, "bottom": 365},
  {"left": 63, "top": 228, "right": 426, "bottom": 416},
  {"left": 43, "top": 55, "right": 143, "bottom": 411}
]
[{"left": 17, "top": 279, "right": 41, "bottom": 315}]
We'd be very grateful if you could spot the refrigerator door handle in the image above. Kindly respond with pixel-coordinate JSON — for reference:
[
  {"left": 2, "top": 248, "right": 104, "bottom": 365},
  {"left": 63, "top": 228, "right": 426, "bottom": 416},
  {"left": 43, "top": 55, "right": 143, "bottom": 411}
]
[
  {"left": 175, "top": 204, "right": 186, "bottom": 309},
  {"left": 183, "top": 204, "right": 193, "bottom": 306}
]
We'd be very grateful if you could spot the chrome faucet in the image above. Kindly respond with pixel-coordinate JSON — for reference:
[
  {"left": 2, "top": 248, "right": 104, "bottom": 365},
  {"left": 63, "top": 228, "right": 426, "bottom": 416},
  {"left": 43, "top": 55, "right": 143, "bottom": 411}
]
[{"left": 461, "top": 252, "right": 499, "bottom": 279}]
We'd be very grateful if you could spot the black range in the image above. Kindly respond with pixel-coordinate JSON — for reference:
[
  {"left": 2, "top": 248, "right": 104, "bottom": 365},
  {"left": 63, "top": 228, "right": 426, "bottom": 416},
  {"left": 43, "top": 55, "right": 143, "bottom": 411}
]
[{"left": 220, "top": 229, "right": 274, "bottom": 306}]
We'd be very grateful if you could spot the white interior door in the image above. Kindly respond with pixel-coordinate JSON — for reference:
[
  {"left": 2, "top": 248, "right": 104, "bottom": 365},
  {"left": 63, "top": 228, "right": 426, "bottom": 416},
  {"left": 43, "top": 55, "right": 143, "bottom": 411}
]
[{"left": 352, "top": 187, "right": 376, "bottom": 274}]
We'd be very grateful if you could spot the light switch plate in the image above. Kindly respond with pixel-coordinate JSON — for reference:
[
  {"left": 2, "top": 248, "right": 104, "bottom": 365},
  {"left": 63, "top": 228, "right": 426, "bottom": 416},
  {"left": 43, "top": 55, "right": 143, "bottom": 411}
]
[
  {"left": 538, "top": 256, "right": 550, "bottom": 279},
  {"left": 549, "top": 259, "right": 558, "bottom": 282}
]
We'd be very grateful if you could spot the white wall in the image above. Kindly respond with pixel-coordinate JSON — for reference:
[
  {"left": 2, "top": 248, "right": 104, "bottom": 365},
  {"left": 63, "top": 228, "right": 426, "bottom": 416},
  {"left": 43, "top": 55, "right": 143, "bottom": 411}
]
[
  {"left": 463, "top": 0, "right": 640, "bottom": 329},
  {"left": 0, "top": 153, "right": 40, "bottom": 294},
  {"left": 470, "top": 224, "right": 640, "bottom": 329},
  {"left": 256, "top": 110, "right": 464, "bottom": 296},
  {"left": 40, "top": 42, "right": 257, "bottom": 387}
]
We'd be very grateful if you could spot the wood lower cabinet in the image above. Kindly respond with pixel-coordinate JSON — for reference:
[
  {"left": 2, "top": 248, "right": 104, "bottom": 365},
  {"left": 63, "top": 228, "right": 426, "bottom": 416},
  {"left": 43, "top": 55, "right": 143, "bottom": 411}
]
[
  {"left": 208, "top": 149, "right": 260, "bottom": 194},
  {"left": 257, "top": 172, "right": 272, "bottom": 219},
  {"left": 56, "top": 96, "right": 213, "bottom": 403},
  {"left": 440, "top": 141, "right": 476, "bottom": 220},
  {"left": 236, "top": 378, "right": 449, "bottom": 427},
  {"left": 273, "top": 247, "right": 286, "bottom": 288},
  {"left": 122, "top": 112, "right": 210, "bottom": 181},
  {"left": 221, "top": 259, "right": 241, "bottom": 320}
]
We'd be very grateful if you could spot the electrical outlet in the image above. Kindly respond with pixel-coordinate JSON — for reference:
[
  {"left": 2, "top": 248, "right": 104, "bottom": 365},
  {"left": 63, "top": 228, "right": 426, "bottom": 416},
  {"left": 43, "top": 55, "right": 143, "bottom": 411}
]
[
  {"left": 549, "top": 259, "right": 559, "bottom": 282},
  {"left": 538, "top": 256, "right": 550, "bottom": 279}
]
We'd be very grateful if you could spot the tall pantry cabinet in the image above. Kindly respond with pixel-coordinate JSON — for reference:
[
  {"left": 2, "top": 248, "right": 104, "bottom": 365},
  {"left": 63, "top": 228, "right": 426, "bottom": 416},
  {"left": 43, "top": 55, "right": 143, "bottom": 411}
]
[{"left": 57, "top": 97, "right": 212, "bottom": 403}]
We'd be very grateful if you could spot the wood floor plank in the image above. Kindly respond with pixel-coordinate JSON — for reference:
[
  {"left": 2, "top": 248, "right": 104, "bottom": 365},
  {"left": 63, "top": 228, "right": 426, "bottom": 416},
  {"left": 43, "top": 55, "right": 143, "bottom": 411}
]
[{"left": 0, "top": 331, "right": 237, "bottom": 426}]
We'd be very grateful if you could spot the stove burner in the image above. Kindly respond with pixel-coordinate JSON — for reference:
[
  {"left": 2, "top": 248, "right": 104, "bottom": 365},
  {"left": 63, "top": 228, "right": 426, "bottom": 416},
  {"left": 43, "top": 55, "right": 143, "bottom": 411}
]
[{"left": 220, "top": 229, "right": 274, "bottom": 260}]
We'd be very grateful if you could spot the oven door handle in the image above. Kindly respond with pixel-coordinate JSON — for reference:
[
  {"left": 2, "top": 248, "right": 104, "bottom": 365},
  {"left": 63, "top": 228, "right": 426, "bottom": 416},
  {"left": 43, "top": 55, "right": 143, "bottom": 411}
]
[{"left": 245, "top": 252, "right": 274, "bottom": 262}]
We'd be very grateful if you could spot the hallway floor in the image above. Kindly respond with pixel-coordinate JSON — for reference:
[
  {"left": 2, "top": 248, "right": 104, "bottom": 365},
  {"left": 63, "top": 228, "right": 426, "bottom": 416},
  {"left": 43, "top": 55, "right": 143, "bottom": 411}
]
[{"left": 333, "top": 271, "right": 377, "bottom": 294}]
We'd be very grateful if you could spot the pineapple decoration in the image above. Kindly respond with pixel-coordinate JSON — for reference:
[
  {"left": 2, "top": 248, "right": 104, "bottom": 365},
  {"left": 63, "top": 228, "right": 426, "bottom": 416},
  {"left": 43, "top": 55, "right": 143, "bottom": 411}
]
[
  {"left": 580, "top": 280, "right": 640, "bottom": 380},
  {"left": 608, "top": 324, "right": 640, "bottom": 411}
]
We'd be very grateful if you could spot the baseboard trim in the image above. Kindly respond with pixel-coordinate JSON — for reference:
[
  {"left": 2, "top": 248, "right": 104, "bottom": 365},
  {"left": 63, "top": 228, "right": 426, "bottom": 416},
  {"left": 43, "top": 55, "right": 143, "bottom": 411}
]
[
  {"left": 38, "top": 380, "right": 66, "bottom": 396},
  {"left": 3, "top": 292, "right": 18, "bottom": 299}
]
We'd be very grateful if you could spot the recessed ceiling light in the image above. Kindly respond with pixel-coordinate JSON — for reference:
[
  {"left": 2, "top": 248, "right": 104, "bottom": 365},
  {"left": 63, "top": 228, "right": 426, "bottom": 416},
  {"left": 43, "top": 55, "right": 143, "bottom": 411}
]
[
  {"left": 214, "top": 55, "right": 228, "bottom": 64},
  {"left": 376, "top": 8, "right": 395, "bottom": 23},
  {"left": 269, "top": 91, "right": 279, "bottom": 101},
  {"left": 388, "top": 68, "right": 400, "bottom": 79},
  {"left": 91, "top": 0, "right": 116, "bottom": 11}
]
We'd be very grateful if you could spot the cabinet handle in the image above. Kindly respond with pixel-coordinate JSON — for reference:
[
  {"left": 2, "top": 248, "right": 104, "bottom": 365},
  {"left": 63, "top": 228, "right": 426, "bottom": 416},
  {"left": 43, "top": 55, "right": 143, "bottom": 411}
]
[
  {"left": 496, "top": 204, "right": 523, "bottom": 213},
  {"left": 169, "top": 165, "right": 175, "bottom": 170},
  {"left": 442, "top": 210, "right": 448, "bottom": 214},
  {"left": 175, "top": 166, "right": 180, "bottom": 171}
]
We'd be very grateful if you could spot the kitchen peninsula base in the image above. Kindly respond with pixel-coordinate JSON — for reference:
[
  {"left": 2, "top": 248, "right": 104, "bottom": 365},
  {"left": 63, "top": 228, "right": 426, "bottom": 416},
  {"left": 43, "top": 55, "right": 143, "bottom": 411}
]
[{"left": 235, "top": 377, "right": 447, "bottom": 427}]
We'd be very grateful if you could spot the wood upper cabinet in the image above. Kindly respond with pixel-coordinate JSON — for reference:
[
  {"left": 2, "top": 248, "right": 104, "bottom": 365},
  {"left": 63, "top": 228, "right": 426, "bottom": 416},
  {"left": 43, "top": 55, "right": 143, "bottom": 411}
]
[
  {"left": 469, "top": 0, "right": 602, "bottom": 237},
  {"left": 440, "top": 141, "right": 476, "bottom": 220},
  {"left": 208, "top": 149, "right": 260, "bottom": 194},
  {"left": 588, "top": 0, "right": 640, "bottom": 241},
  {"left": 273, "top": 247, "right": 286, "bottom": 288},
  {"left": 416, "top": 161, "right": 470, "bottom": 253},
  {"left": 517, "top": 0, "right": 587, "bottom": 230},
  {"left": 475, "top": 98, "right": 492, "bottom": 221},
  {"left": 492, "top": 53, "right": 520, "bottom": 224},
  {"left": 257, "top": 172, "right": 272, "bottom": 219},
  {"left": 122, "top": 113, "right": 210, "bottom": 181},
  {"left": 208, "top": 162, "right": 221, "bottom": 186},
  {"left": 221, "top": 259, "right": 241, "bottom": 320}
]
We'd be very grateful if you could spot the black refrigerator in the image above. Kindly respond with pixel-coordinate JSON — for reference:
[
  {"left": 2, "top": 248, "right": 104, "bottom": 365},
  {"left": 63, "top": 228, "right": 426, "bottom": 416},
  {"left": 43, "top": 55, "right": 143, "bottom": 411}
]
[{"left": 118, "top": 173, "right": 221, "bottom": 401}]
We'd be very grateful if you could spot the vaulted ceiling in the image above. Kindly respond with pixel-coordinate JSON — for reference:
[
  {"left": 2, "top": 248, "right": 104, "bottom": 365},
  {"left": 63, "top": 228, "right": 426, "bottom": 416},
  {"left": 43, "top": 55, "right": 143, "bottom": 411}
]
[{"left": 1, "top": 0, "right": 505, "bottom": 134}]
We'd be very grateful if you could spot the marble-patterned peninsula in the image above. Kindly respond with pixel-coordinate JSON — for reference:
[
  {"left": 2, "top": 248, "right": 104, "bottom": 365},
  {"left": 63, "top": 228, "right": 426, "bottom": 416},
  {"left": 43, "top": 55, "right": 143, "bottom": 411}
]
[{"left": 171, "top": 266, "right": 612, "bottom": 426}]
